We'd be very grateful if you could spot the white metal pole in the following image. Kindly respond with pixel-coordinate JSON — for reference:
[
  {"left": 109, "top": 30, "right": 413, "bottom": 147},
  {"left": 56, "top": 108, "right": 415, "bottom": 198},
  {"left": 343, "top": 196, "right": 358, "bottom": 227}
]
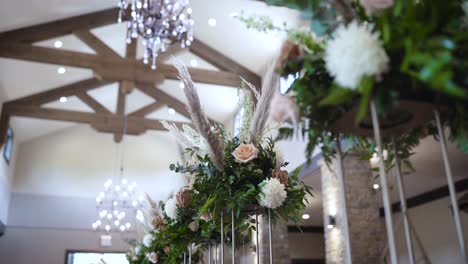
[
  {"left": 370, "top": 100, "right": 398, "bottom": 264},
  {"left": 336, "top": 137, "right": 353, "bottom": 264},
  {"left": 268, "top": 209, "right": 273, "bottom": 264},
  {"left": 189, "top": 244, "right": 192, "bottom": 264},
  {"left": 232, "top": 209, "right": 235, "bottom": 264},
  {"left": 434, "top": 109, "right": 467, "bottom": 263},
  {"left": 221, "top": 212, "right": 224, "bottom": 264},
  {"left": 255, "top": 214, "right": 260, "bottom": 264},
  {"left": 209, "top": 243, "right": 212, "bottom": 264},
  {"left": 391, "top": 137, "right": 415, "bottom": 264}
]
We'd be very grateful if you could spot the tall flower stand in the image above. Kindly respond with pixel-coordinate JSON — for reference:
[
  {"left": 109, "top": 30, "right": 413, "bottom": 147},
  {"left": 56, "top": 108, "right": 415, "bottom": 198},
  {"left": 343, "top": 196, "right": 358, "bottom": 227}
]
[{"left": 326, "top": 100, "right": 467, "bottom": 264}]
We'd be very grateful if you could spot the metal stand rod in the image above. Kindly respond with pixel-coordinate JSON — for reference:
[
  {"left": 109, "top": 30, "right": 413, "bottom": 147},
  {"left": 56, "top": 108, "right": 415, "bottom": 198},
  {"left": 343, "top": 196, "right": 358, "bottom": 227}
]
[
  {"left": 231, "top": 209, "right": 235, "bottom": 264},
  {"left": 221, "top": 212, "right": 224, "bottom": 264},
  {"left": 268, "top": 209, "right": 273, "bottom": 264},
  {"left": 189, "top": 244, "right": 192, "bottom": 264},
  {"left": 215, "top": 243, "right": 218, "bottom": 264},
  {"left": 184, "top": 252, "right": 186, "bottom": 264},
  {"left": 370, "top": 100, "right": 398, "bottom": 264},
  {"left": 336, "top": 137, "right": 353, "bottom": 264},
  {"left": 255, "top": 214, "right": 260, "bottom": 264},
  {"left": 407, "top": 216, "right": 431, "bottom": 264},
  {"left": 392, "top": 137, "right": 415, "bottom": 264},
  {"left": 434, "top": 109, "right": 467, "bottom": 263},
  {"left": 209, "top": 243, "right": 212, "bottom": 264}
]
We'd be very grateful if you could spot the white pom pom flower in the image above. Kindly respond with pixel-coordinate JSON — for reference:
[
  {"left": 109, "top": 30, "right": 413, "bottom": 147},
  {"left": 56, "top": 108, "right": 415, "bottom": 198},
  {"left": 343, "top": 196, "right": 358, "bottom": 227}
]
[
  {"left": 325, "top": 21, "right": 389, "bottom": 90},
  {"left": 135, "top": 245, "right": 141, "bottom": 255},
  {"left": 142, "top": 234, "right": 154, "bottom": 247},
  {"left": 164, "top": 198, "right": 177, "bottom": 220},
  {"left": 259, "top": 178, "right": 287, "bottom": 209}
]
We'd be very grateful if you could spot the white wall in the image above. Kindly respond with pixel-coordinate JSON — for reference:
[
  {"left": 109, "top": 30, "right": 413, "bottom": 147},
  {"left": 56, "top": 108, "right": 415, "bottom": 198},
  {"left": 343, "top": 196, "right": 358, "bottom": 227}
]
[
  {"left": 394, "top": 196, "right": 468, "bottom": 264},
  {"left": 0, "top": 123, "right": 18, "bottom": 224},
  {"left": 12, "top": 124, "right": 185, "bottom": 202}
]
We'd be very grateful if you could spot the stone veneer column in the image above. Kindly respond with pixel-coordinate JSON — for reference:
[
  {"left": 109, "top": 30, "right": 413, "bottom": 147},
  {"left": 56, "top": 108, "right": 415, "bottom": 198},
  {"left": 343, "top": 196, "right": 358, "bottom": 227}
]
[
  {"left": 259, "top": 217, "right": 290, "bottom": 264},
  {"left": 321, "top": 152, "right": 384, "bottom": 263}
]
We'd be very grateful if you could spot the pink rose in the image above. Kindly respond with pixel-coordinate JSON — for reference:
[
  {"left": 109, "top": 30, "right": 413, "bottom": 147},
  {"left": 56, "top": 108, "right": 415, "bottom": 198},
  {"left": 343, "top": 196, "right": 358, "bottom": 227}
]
[
  {"left": 360, "top": 0, "right": 394, "bottom": 15},
  {"left": 270, "top": 93, "right": 299, "bottom": 125},
  {"left": 148, "top": 252, "right": 158, "bottom": 263},
  {"left": 163, "top": 246, "right": 171, "bottom": 254},
  {"left": 232, "top": 143, "right": 258, "bottom": 163},
  {"left": 188, "top": 221, "right": 199, "bottom": 232}
]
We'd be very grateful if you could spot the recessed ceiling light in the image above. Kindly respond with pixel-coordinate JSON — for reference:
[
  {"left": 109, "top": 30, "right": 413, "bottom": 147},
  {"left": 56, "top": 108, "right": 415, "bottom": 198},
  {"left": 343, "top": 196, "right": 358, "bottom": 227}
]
[
  {"left": 302, "top": 214, "right": 310, "bottom": 220},
  {"left": 179, "top": 82, "right": 185, "bottom": 89},
  {"left": 57, "top": 67, "right": 66, "bottom": 74},
  {"left": 54, "top": 40, "right": 63, "bottom": 48},
  {"left": 208, "top": 18, "right": 217, "bottom": 27},
  {"left": 59, "top": 96, "right": 68, "bottom": 103},
  {"left": 373, "top": 183, "right": 380, "bottom": 190},
  {"left": 190, "top": 59, "right": 198, "bottom": 67},
  {"left": 168, "top": 108, "right": 176, "bottom": 115}
]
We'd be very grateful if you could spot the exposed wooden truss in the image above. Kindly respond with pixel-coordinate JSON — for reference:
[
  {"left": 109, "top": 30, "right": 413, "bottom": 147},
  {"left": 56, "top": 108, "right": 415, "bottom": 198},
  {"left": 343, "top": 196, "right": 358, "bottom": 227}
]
[{"left": 0, "top": 7, "right": 261, "bottom": 147}]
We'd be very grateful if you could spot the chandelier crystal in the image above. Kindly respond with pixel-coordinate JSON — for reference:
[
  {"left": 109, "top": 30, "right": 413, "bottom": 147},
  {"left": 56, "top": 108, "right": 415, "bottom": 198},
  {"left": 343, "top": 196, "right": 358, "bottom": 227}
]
[
  {"left": 118, "top": 0, "right": 195, "bottom": 70},
  {"left": 92, "top": 178, "right": 143, "bottom": 233}
]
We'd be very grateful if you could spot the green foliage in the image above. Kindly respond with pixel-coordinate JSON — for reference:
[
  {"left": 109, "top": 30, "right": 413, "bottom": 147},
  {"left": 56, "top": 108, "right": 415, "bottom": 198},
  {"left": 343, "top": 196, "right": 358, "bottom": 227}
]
[
  {"left": 257, "top": 0, "right": 468, "bottom": 169},
  {"left": 171, "top": 136, "right": 312, "bottom": 248}
]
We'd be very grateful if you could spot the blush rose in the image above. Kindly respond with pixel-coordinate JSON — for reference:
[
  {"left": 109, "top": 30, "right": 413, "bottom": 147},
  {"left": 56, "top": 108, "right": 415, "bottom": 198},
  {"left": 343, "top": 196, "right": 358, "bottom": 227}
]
[{"left": 232, "top": 143, "right": 258, "bottom": 163}]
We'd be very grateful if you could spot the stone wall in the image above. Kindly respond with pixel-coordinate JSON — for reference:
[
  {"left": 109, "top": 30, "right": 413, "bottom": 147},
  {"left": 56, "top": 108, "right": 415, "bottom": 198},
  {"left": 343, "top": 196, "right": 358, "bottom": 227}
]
[
  {"left": 321, "top": 153, "right": 385, "bottom": 263},
  {"left": 260, "top": 216, "right": 290, "bottom": 264}
]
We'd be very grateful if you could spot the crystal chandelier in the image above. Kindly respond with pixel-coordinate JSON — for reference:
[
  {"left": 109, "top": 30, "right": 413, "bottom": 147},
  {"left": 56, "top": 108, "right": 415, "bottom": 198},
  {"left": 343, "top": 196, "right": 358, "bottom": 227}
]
[
  {"left": 118, "top": 0, "right": 195, "bottom": 70},
  {"left": 92, "top": 117, "right": 143, "bottom": 233},
  {"left": 92, "top": 178, "right": 143, "bottom": 232}
]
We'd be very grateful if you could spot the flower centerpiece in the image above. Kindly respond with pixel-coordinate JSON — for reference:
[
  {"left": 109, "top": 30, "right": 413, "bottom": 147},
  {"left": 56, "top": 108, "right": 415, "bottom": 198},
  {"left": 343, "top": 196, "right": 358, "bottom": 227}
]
[
  {"left": 163, "top": 59, "right": 312, "bottom": 241},
  {"left": 237, "top": 0, "right": 468, "bottom": 170},
  {"left": 126, "top": 191, "right": 206, "bottom": 263}
]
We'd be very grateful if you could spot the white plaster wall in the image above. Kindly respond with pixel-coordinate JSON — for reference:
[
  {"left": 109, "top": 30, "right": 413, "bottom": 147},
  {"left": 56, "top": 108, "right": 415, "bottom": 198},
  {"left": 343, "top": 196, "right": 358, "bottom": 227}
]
[
  {"left": 0, "top": 124, "right": 19, "bottom": 224},
  {"left": 394, "top": 196, "right": 468, "bottom": 264},
  {"left": 12, "top": 124, "right": 185, "bottom": 203}
]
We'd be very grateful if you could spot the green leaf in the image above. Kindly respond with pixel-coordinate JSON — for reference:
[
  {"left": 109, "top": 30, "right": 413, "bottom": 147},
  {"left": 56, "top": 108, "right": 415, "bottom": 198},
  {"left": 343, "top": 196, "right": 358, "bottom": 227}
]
[
  {"left": 319, "top": 84, "right": 354, "bottom": 106},
  {"left": 355, "top": 76, "right": 374, "bottom": 123}
]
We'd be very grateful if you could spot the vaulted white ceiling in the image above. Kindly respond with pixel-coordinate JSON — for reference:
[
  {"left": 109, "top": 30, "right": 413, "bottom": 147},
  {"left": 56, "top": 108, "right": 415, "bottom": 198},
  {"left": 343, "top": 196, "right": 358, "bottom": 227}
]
[{"left": 0, "top": 0, "right": 302, "bottom": 142}]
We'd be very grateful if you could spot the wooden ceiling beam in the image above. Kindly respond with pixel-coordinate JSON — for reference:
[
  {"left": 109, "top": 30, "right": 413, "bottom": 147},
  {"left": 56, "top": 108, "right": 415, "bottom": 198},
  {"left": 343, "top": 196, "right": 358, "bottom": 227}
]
[
  {"left": 136, "top": 83, "right": 190, "bottom": 119},
  {"left": 3, "top": 104, "right": 186, "bottom": 135},
  {"left": 129, "top": 101, "right": 164, "bottom": 117},
  {"left": 76, "top": 92, "right": 111, "bottom": 114},
  {"left": 7, "top": 78, "right": 109, "bottom": 106},
  {"left": 74, "top": 29, "right": 121, "bottom": 58},
  {"left": 0, "top": 43, "right": 241, "bottom": 86},
  {"left": 114, "top": 83, "right": 128, "bottom": 142},
  {"left": 0, "top": 8, "right": 120, "bottom": 43},
  {"left": 189, "top": 39, "right": 261, "bottom": 87}
]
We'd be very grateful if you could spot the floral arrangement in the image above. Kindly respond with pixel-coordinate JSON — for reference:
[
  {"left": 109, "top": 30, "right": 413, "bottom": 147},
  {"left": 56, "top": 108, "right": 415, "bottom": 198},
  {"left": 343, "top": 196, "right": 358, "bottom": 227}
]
[
  {"left": 238, "top": 0, "right": 468, "bottom": 170},
  {"left": 126, "top": 191, "right": 206, "bottom": 264},
  {"left": 164, "top": 59, "right": 312, "bottom": 242}
]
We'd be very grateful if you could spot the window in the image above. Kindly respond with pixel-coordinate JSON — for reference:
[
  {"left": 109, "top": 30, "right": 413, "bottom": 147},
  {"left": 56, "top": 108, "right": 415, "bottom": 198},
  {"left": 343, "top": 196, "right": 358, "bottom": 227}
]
[
  {"left": 3, "top": 127, "right": 13, "bottom": 164},
  {"left": 234, "top": 107, "right": 245, "bottom": 136},
  {"left": 66, "top": 251, "right": 128, "bottom": 264}
]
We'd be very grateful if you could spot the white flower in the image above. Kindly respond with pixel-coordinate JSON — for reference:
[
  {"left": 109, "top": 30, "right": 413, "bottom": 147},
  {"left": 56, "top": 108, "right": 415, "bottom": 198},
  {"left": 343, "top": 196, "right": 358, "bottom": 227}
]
[
  {"left": 135, "top": 245, "right": 141, "bottom": 255},
  {"left": 143, "top": 234, "right": 154, "bottom": 247},
  {"left": 275, "top": 149, "right": 285, "bottom": 169},
  {"left": 259, "top": 178, "right": 287, "bottom": 209},
  {"left": 164, "top": 198, "right": 177, "bottom": 220},
  {"left": 147, "top": 252, "right": 158, "bottom": 263},
  {"left": 325, "top": 21, "right": 389, "bottom": 89}
]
